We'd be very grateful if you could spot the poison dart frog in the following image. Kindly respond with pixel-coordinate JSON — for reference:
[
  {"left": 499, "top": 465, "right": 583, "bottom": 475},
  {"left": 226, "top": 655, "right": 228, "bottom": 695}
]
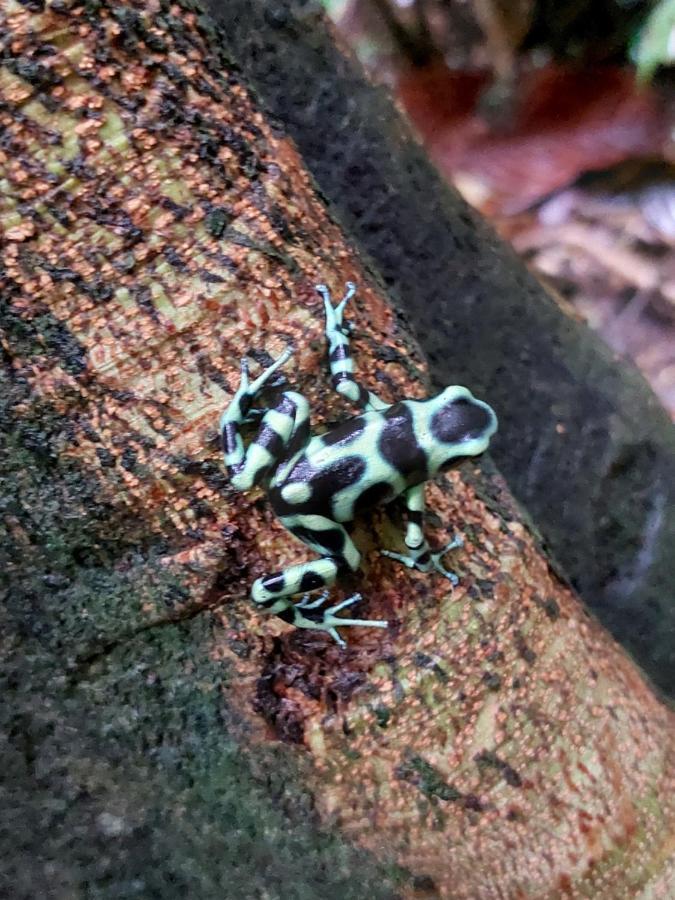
[{"left": 221, "top": 282, "right": 497, "bottom": 646}]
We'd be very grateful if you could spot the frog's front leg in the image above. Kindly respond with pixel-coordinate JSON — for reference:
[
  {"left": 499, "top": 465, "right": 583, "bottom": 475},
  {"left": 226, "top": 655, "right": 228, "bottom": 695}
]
[
  {"left": 316, "top": 282, "right": 389, "bottom": 412},
  {"left": 381, "top": 483, "right": 463, "bottom": 586},
  {"left": 221, "top": 351, "right": 309, "bottom": 491},
  {"left": 251, "top": 516, "right": 388, "bottom": 647}
]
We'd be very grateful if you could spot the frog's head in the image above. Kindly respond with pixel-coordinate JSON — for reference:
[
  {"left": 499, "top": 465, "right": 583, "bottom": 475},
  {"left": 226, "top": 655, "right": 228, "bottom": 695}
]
[{"left": 423, "top": 386, "right": 498, "bottom": 474}]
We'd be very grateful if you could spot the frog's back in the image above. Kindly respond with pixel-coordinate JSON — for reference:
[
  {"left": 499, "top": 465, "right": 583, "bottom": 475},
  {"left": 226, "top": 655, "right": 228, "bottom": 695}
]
[{"left": 269, "top": 401, "right": 429, "bottom": 523}]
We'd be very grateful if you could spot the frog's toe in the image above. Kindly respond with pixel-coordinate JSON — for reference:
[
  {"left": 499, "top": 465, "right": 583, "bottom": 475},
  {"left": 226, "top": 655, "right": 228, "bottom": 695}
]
[
  {"left": 430, "top": 555, "right": 460, "bottom": 585},
  {"left": 327, "top": 627, "right": 347, "bottom": 648},
  {"left": 296, "top": 589, "right": 331, "bottom": 610},
  {"left": 430, "top": 535, "right": 463, "bottom": 584},
  {"left": 443, "top": 534, "right": 464, "bottom": 553},
  {"left": 321, "top": 593, "right": 388, "bottom": 645},
  {"left": 324, "top": 616, "right": 389, "bottom": 647},
  {"left": 248, "top": 347, "right": 294, "bottom": 395},
  {"left": 380, "top": 549, "right": 417, "bottom": 570},
  {"left": 325, "top": 592, "right": 362, "bottom": 615},
  {"left": 381, "top": 548, "right": 434, "bottom": 576},
  {"left": 237, "top": 358, "right": 249, "bottom": 386},
  {"left": 317, "top": 281, "right": 356, "bottom": 326},
  {"left": 336, "top": 281, "right": 356, "bottom": 315}
]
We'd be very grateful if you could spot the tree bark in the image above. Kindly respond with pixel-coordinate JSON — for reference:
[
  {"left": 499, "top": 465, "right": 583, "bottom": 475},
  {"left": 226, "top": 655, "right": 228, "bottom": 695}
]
[
  {"left": 1, "top": 2, "right": 673, "bottom": 898},
  {"left": 211, "top": 0, "right": 675, "bottom": 697}
]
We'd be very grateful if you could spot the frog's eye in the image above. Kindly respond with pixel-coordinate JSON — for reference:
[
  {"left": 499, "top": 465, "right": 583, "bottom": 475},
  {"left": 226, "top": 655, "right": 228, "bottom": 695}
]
[{"left": 431, "top": 397, "right": 493, "bottom": 445}]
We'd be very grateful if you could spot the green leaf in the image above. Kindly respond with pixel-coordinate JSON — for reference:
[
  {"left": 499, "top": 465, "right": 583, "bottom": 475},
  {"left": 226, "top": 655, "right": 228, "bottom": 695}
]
[{"left": 633, "top": 0, "right": 675, "bottom": 82}]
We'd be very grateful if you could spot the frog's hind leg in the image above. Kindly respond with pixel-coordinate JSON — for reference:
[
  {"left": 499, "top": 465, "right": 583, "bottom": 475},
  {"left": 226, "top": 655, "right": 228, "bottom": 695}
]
[
  {"left": 317, "top": 282, "right": 389, "bottom": 412},
  {"left": 251, "top": 516, "right": 388, "bottom": 646},
  {"left": 381, "top": 483, "right": 463, "bottom": 585},
  {"left": 251, "top": 516, "right": 359, "bottom": 605},
  {"left": 221, "top": 352, "right": 309, "bottom": 491}
]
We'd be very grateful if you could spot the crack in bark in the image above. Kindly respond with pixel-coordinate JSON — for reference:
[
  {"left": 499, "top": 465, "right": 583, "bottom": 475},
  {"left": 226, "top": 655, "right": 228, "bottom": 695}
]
[{"left": 67, "top": 597, "right": 225, "bottom": 682}]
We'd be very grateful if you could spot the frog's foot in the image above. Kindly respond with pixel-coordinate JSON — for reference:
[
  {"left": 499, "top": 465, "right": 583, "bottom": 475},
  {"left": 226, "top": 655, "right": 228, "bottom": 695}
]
[
  {"left": 316, "top": 281, "right": 356, "bottom": 331},
  {"left": 430, "top": 534, "right": 463, "bottom": 584},
  {"left": 246, "top": 348, "right": 294, "bottom": 396},
  {"left": 235, "top": 348, "right": 294, "bottom": 402},
  {"left": 295, "top": 593, "right": 388, "bottom": 648},
  {"left": 221, "top": 348, "right": 294, "bottom": 433},
  {"left": 382, "top": 535, "right": 463, "bottom": 586}
]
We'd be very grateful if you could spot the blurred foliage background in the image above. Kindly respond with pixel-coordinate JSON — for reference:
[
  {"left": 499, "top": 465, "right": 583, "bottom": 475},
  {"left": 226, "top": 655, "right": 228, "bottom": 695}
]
[{"left": 323, "top": 0, "right": 675, "bottom": 417}]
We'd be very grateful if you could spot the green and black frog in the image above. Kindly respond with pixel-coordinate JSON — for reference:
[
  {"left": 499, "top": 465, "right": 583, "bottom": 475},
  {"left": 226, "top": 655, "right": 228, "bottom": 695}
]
[{"left": 221, "top": 283, "right": 497, "bottom": 646}]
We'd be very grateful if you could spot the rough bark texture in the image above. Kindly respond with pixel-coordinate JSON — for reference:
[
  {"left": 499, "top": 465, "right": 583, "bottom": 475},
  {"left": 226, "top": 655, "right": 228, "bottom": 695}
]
[
  {"left": 209, "top": 0, "right": 675, "bottom": 698},
  {"left": 1, "top": 2, "right": 674, "bottom": 898}
]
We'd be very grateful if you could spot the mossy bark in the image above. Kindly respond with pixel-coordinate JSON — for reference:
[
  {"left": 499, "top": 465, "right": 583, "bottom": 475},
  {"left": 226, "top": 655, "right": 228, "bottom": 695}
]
[{"left": 1, "top": 2, "right": 673, "bottom": 898}]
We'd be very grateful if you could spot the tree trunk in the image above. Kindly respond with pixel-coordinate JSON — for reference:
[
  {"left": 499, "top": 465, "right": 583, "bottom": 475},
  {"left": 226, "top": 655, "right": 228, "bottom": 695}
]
[
  {"left": 1, "top": 2, "right": 673, "bottom": 898},
  {"left": 212, "top": 0, "right": 675, "bottom": 698}
]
